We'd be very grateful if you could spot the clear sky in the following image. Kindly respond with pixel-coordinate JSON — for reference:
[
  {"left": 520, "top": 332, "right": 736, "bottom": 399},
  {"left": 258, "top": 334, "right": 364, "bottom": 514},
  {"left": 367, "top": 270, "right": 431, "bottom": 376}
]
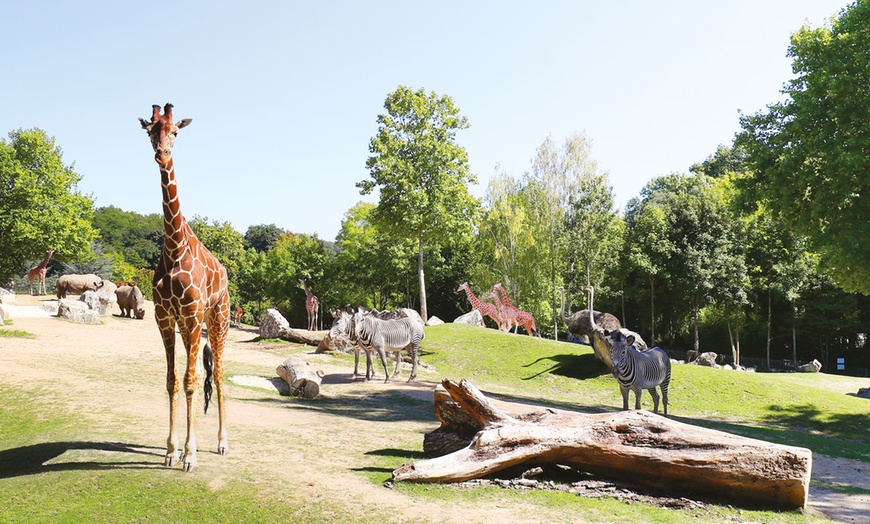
[{"left": 3, "top": 1, "right": 848, "bottom": 241}]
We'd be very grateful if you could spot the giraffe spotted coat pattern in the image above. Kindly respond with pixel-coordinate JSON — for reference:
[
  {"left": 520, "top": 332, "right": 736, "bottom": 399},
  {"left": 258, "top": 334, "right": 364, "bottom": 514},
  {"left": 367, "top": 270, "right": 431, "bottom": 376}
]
[{"left": 139, "top": 103, "right": 231, "bottom": 473}]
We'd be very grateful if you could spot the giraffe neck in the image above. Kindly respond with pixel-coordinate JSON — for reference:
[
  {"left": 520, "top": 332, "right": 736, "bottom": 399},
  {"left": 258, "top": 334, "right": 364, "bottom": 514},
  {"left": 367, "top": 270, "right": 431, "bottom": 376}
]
[
  {"left": 158, "top": 157, "right": 188, "bottom": 260},
  {"left": 497, "top": 287, "right": 515, "bottom": 309},
  {"left": 462, "top": 287, "right": 482, "bottom": 309}
]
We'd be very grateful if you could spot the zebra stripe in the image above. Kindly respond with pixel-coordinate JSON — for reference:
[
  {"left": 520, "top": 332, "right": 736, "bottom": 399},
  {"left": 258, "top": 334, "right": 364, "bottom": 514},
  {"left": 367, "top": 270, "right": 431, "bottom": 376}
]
[
  {"left": 352, "top": 310, "right": 425, "bottom": 383},
  {"left": 607, "top": 330, "right": 671, "bottom": 415}
]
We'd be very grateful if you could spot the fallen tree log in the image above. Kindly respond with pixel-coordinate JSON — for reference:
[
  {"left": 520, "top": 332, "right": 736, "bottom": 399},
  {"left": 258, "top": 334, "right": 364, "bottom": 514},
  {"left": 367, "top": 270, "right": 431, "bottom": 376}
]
[
  {"left": 276, "top": 327, "right": 322, "bottom": 347},
  {"left": 393, "top": 378, "right": 812, "bottom": 509},
  {"left": 276, "top": 357, "right": 324, "bottom": 399}
]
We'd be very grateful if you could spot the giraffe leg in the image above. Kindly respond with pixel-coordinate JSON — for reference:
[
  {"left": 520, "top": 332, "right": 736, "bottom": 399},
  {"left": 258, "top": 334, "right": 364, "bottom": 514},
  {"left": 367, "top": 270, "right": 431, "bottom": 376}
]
[
  {"left": 178, "top": 316, "right": 204, "bottom": 473},
  {"left": 207, "top": 295, "right": 230, "bottom": 457},
  {"left": 156, "top": 308, "right": 180, "bottom": 467}
]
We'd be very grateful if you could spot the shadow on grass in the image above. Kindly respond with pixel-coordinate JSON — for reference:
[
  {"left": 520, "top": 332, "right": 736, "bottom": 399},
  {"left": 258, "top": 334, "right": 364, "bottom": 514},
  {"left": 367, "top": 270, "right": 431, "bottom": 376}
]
[
  {"left": 522, "top": 352, "right": 611, "bottom": 380},
  {"left": 0, "top": 441, "right": 165, "bottom": 479}
]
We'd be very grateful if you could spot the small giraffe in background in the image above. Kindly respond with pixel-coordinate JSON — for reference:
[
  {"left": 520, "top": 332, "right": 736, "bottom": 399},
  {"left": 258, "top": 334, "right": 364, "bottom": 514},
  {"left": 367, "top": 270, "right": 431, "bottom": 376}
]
[
  {"left": 494, "top": 282, "right": 541, "bottom": 337},
  {"left": 489, "top": 288, "right": 517, "bottom": 332},
  {"left": 233, "top": 306, "right": 243, "bottom": 327},
  {"left": 140, "top": 103, "right": 230, "bottom": 473},
  {"left": 299, "top": 279, "right": 319, "bottom": 331},
  {"left": 457, "top": 282, "right": 502, "bottom": 328},
  {"left": 28, "top": 249, "right": 54, "bottom": 295}
]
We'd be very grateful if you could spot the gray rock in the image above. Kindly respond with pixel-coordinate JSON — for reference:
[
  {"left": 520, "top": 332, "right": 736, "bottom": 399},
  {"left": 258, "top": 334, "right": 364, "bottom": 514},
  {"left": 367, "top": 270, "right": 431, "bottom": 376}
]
[
  {"left": 57, "top": 299, "right": 100, "bottom": 324},
  {"left": 427, "top": 316, "right": 444, "bottom": 326},
  {"left": 260, "top": 308, "right": 291, "bottom": 338},
  {"left": 454, "top": 310, "right": 484, "bottom": 327},
  {"left": 797, "top": 359, "right": 822, "bottom": 373},
  {"left": 695, "top": 352, "right": 719, "bottom": 368}
]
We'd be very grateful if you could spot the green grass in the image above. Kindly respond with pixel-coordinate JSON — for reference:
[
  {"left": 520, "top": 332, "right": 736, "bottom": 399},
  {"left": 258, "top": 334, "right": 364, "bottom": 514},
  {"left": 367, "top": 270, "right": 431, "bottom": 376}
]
[
  {"left": 422, "top": 324, "right": 869, "bottom": 461},
  {"left": 0, "top": 328, "right": 34, "bottom": 338}
]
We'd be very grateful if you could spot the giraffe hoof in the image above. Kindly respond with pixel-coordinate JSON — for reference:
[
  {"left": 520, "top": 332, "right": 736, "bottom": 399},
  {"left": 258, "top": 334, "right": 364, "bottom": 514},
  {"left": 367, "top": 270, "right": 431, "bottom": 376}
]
[
  {"left": 164, "top": 451, "right": 180, "bottom": 467},
  {"left": 218, "top": 445, "right": 228, "bottom": 456}
]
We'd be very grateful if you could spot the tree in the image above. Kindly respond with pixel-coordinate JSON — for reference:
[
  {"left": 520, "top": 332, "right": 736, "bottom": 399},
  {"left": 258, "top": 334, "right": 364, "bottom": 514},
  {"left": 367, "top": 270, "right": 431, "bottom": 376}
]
[
  {"left": 358, "top": 86, "right": 479, "bottom": 322},
  {"left": 92, "top": 206, "right": 162, "bottom": 268},
  {"left": 737, "top": 1, "right": 870, "bottom": 294},
  {"left": 334, "top": 202, "right": 416, "bottom": 310},
  {"left": 0, "top": 128, "right": 96, "bottom": 282},
  {"left": 188, "top": 215, "right": 246, "bottom": 297},
  {"left": 244, "top": 223, "right": 283, "bottom": 253}
]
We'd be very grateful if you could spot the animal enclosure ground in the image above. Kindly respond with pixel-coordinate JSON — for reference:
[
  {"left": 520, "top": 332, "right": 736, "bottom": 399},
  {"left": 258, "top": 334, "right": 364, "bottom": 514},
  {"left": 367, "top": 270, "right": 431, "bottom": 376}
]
[{"left": 0, "top": 294, "right": 867, "bottom": 523}]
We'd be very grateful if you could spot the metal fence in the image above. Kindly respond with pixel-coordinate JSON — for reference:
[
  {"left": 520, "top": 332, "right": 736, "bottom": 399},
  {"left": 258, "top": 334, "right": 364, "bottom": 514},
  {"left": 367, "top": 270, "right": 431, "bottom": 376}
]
[{"left": 658, "top": 348, "right": 870, "bottom": 377}]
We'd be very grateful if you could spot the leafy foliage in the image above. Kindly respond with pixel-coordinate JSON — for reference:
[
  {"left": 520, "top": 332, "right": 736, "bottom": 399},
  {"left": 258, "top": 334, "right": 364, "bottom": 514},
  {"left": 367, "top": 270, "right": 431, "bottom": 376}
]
[
  {"left": 737, "top": 0, "right": 870, "bottom": 293},
  {"left": 359, "top": 85, "right": 479, "bottom": 320},
  {"left": 0, "top": 128, "right": 97, "bottom": 282}
]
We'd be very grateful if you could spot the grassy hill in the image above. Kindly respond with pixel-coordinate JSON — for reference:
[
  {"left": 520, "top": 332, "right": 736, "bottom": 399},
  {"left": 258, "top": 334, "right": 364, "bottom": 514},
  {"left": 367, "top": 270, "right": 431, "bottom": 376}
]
[{"left": 423, "top": 324, "right": 869, "bottom": 462}]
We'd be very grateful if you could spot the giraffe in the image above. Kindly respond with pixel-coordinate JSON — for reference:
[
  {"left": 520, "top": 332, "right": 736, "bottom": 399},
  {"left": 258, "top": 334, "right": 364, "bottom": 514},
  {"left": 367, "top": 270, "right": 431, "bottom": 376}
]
[
  {"left": 494, "top": 282, "right": 541, "bottom": 337},
  {"left": 299, "top": 279, "right": 319, "bottom": 331},
  {"left": 457, "top": 282, "right": 502, "bottom": 328},
  {"left": 28, "top": 249, "right": 54, "bottom": 295},
  {"left": 233, "top": 306, "right": 244, "bottom": 327},
  {"left": 139, "top": 103, "right": 230, "bottom": 472},
  {"left": 488, "top": 288, "right": 517, "bottom": 332}
]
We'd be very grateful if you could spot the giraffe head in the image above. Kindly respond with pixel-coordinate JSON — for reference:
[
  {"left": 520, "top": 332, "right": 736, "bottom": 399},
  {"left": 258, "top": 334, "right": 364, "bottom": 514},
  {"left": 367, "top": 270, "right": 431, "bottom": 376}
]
[{"left": 139, "top": 103, "right": 192, "bottom": 165}]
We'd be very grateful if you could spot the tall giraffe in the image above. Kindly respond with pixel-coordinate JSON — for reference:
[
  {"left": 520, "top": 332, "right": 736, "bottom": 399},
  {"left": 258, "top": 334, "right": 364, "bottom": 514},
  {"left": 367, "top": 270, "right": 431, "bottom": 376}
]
[
  {"left": 494, "top": 282, "right": 541, "bottom": 337},
  {"left": 299, "top": 279, "right": 319, "bottom": 331},
  {"left": 457, "top": 282, "right": 502, "bottom": 328},
  {"left": 488, "top": 288, "right": 516, "bottom": 332},
  {"left": 28, "top": 249, "right": 54, "bottom": 295},
  {"left": 139, "top": 103, "right": 230, "bottom": 472}
]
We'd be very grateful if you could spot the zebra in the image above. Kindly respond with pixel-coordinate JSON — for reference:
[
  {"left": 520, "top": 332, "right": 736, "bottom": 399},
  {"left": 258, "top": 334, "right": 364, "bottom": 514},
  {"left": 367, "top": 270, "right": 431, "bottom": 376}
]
[
  {"left": 352, "top": 308, "right": 425, "bottom": 383},
  {"left": 328, "top": 307, "right": 374, "bottom": 379},
  {"left": 605, "top": 329, "right": 671, "bottom": 415}
]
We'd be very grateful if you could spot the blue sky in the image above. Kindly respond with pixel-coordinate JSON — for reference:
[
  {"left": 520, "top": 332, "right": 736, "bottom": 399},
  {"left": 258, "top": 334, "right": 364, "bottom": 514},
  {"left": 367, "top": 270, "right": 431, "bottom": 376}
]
[{"left": 3, "top": 1, "right": 847, "bottom": 241}]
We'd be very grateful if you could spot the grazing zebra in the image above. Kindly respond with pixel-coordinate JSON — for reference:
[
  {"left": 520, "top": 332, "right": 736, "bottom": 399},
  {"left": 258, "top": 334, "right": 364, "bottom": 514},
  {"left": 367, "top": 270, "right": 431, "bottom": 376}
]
[
  {"left": 606, "top": 329, "right": 671, "bottom": 415},
  {"left": 329, "top": 308, "right": 372, "bottom": 379},
  {"left": 352, "top": 309, "right": 425, "bottom": 383}
]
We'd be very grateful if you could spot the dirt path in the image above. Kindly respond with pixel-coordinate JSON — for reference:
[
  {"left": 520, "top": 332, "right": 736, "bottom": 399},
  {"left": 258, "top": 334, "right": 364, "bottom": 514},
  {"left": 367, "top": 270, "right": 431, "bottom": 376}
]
[{"left": 1, "top": 293, "right": 867, "bottom": 523}]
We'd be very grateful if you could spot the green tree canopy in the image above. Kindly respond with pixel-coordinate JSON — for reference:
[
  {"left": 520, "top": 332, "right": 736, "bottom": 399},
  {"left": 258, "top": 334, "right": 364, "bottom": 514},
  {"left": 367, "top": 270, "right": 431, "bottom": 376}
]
[
  {"left": 0, "top": 128, "right": 96, "bottom": 281},
  {"left": 244, "top": 223, "right": 283, "bottom": 253},
  {"left": 358, "top": 86, "right": 479, "bottom": 321},
  {"left": 737, "top": 0, "right": 870, "bottom": 294}
]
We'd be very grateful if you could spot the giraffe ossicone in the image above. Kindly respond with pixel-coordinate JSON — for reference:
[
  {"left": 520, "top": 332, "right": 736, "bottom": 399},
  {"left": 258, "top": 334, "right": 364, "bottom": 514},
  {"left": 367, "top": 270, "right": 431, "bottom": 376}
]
[{"left": 140, "top": 103, "right": 230, "bottom": 473}]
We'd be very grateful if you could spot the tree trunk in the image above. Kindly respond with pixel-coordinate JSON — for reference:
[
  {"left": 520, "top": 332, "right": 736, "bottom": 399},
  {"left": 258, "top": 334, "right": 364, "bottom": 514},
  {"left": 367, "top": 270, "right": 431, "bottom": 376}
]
[
  {"left": 394, "top": 379, "right": 812, "bottom": 510},
  {"left": 767, "top": 288, "right": 772, "bottom": 370},
  {"left": 276, "top": 357, "right": 324, "bottom": 399},
  {"left": 649, "top": 274, "right": 655, "bottom": 343},
  {"left": 276, "top": 327, "right": 322, "bottom": 347},
  {"left": 692, "top": 296, "right": 700, "bottom": 353},
  {"left": 418, "top": 226, "right": 428, "bottom": 323}
]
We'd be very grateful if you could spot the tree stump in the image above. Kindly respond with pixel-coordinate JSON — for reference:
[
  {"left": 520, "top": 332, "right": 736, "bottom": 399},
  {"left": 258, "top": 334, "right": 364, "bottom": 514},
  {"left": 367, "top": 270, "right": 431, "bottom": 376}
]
[
  {"left": 276, "top": 357, "right": 324, "bottom": 399},
  {"left": 393, "top": 378, "right": 812, "bottom": 509}
]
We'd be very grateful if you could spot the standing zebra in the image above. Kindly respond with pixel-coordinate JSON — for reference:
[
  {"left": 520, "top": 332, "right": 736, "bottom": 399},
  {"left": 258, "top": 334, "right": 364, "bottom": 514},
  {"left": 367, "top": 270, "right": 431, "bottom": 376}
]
[
  {"left": 606, "top": 329, "right": 671, "bottom": 415},
  {"left": 352, "top": 308, "right": 425, "bottom": 383}
]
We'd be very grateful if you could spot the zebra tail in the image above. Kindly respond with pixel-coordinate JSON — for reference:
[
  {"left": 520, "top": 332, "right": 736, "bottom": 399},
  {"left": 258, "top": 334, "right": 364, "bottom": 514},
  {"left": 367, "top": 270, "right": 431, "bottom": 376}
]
[{"left": 202, "top": 343, "right": 214, "bottom": 414}]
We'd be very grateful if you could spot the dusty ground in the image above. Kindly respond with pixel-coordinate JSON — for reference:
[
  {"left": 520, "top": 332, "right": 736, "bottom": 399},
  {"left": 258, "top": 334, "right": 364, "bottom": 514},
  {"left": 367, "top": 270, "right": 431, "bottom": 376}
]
[{"left": 1, "top": 293, "right": 867, "bottom": 523}]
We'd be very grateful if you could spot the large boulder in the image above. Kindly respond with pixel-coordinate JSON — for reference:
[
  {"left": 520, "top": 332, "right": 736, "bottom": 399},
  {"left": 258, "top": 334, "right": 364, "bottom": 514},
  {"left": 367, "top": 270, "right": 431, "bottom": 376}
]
[
  {"left": 856, "top": 387, "right": 870, "bottom": 399},
  {"left": 81, "top": 289, "right": 117, "bottom": 316},
  {"left": 797, "top": 359, "right": 822, "bottom": 373},
  {"left": 57, "top": 299, "right": 100, "bottom": 324},
  {"left": 427, "top": 316, "right": 444, "bottom": 326},
  {"left": 454, "top": 310, "right": 484, "bottom": 327},
  {"left": 260, "top": 308, "right": 291, "bottom": 339},
  {"left": 0, "top": 304, "right": 9, "bottom": 322},
  {"left": 695, "top": 352, "right": 719, "bottom": 368}
]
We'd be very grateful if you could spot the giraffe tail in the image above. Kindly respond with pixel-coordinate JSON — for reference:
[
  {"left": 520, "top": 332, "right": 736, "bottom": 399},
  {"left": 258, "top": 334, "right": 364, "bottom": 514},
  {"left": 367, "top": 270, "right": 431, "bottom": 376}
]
[{"left": 203, "top": 343, "right": 214, "bottom": 414}]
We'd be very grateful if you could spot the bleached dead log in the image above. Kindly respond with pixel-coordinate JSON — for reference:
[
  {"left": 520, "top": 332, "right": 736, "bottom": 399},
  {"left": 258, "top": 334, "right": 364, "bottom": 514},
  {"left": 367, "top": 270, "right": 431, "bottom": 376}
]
[
  {"left": 276, "top": 357, "right": 324, "bottom": 399},
  {"left": 276, "top": 327, "right": 322, "bottom": 347},
  {"left": 393, "top": 378, "right": 812, "bottom": 509}
]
